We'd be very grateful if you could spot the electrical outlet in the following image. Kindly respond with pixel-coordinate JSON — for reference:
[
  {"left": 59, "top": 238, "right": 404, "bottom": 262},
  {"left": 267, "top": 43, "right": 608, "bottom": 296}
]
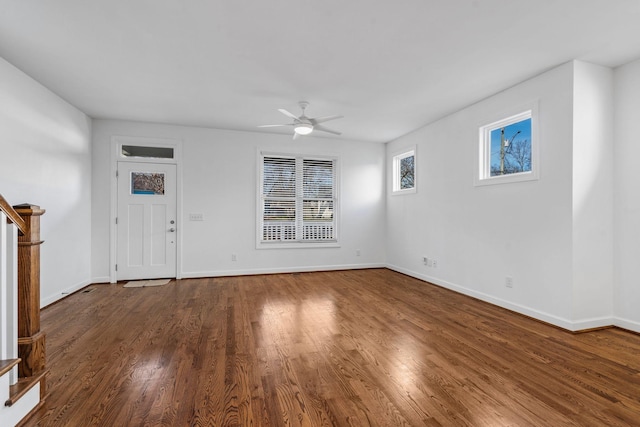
[
  {"left": 432, "top": 259, "right": 438, "bottom": 268},
  {"left": 423, "top": 256, "right": 428, "bottom": 265},
  {"left": 505, "top": 276, "right": 513, "bottom": 288},
  {"left": 231, "top": 254, "right": 237, "bottom": 262},
  {"left": 427, "top": 259, "right": 433, "bottom": 267},
  {"left": 356, "top": 249, "right": 361, "bottom": 256}
]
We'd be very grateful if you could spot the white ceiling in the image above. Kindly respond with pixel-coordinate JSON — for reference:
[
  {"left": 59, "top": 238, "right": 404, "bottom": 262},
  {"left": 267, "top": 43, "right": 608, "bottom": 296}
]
[{"left": 1, "top": 1, "right": 640, "bottom": 143}]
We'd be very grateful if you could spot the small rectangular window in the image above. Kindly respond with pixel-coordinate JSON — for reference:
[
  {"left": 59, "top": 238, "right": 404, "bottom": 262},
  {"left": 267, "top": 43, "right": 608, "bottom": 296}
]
[
  {"left": 477, "top": 104, "right": 538, "bottom": 186},
  {"left": 122, "top": 145, "right": 174, "bottom": 159},
  {"left": 392, "top": 149, "right": 416, "bottom": 194}
]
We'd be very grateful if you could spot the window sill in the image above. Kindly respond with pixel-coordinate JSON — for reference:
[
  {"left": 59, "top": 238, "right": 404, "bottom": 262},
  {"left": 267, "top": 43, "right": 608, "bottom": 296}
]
[
  {"left": 474, "top": 171, "right": 538, "bottom": 186},
  {"left": 257, "top": 241, "right": 340, "bottom": 250},
  {"left": 392, "top": 187, "right": 417, "bottom": 195}
]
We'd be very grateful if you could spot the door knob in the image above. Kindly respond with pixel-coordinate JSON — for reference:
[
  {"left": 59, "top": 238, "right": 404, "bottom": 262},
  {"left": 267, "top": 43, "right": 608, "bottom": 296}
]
[{"left": 168, "top": 228, "right": 176, "bottom": 232}]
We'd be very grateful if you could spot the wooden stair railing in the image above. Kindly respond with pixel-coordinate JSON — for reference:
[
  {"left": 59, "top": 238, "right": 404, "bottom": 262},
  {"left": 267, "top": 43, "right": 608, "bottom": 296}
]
[
  {"left": 0, "top": 194, "right": 47, "bottom": 410},
  {"left": 0, "top": 195, "right": 26, "bottom": 235}
]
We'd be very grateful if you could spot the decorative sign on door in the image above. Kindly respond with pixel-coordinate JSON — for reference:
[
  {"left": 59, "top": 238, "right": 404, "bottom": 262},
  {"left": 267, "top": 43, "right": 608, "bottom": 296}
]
[{"left": 131, "top": 172, "right": 165, "bottom": 195}]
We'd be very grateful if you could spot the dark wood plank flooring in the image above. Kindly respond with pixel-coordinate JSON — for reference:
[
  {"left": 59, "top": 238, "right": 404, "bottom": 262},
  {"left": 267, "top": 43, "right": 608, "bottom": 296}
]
[{"left": 23, "top": 269, "right": 640, "bottom": 426}]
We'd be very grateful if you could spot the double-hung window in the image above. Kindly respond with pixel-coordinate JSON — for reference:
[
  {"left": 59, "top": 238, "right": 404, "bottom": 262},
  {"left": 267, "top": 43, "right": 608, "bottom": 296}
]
[{"left": 258, "top": 153, "right": 338, "bottom": 247}]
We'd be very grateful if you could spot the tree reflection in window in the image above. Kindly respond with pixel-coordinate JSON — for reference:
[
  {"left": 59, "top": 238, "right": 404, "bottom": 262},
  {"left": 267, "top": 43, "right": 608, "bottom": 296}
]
[{"left": 400, "top": 155, "right": 415, "bottom": 189}]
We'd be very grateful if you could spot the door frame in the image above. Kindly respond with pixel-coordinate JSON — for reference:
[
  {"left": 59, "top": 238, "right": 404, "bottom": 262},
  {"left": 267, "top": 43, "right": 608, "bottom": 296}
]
[{"left": 109, "top": 136, "right": 183, "bottom": 283}]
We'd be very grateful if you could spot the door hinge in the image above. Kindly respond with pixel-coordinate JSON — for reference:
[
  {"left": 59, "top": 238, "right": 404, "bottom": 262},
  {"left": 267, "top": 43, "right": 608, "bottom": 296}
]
[
  {"left": 116, "top": 170, "right": 119, "bottom": 178},
  {"left": 115, "top": 264, "right": 118, "bottom": 271},
  {"left": 115, "top": 217, "right": 118, "bottom": 225}
]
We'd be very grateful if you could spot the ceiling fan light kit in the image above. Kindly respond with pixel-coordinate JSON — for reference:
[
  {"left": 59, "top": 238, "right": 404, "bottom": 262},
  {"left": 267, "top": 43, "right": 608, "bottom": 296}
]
[
  {"left": 294, "top": 123, "right": 313, "bottom": 135},
  {"left": 258, "top": 101, "right": 343, "bottom": 139}
]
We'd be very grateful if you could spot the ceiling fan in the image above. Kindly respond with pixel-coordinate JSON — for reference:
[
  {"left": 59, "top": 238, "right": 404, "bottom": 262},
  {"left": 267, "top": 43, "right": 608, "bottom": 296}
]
[{"left": 258, "top": 101, "right": 343, "bottom": 139}]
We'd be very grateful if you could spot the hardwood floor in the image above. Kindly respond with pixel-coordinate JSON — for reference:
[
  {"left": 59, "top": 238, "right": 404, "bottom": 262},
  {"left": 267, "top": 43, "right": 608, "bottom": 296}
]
[{"left": 23, "top": 269, "right": 640, "bottom": 426}]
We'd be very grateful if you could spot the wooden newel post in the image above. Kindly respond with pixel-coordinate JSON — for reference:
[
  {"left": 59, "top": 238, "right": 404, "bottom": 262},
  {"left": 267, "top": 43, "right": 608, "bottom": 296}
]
[{"left": 14, "top": 203, "right": 46, "bottom": 379}]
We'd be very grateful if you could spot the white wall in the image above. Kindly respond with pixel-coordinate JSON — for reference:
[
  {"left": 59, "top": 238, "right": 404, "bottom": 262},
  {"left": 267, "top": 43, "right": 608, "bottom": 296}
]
[
  {"left": 613, "top": 58, "right": 640, "bottom": 332},
  {"left": 2, "top": 50, "right": 629, "bottom": 331},
  {"left": 386, "top": 61, "right": 618, "bottom": 331},
  {"left": 0, "top": 56, "right": 92, "bottom": 306},
  {"left": 91, "top": 120, "right": 386, "bottom": 281},
  {"left": 571, "top": 61, "right": 614, "bottom": 326}
]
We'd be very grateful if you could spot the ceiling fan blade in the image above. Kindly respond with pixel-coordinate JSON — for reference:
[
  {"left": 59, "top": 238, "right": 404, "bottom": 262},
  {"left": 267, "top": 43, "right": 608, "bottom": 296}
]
[
  {"left": 278, "top": 109, "right": 299, "bottom": 120},
  {"left": 257, "top": 124, "right": 294, "bottom": 128},
  {"left": 311, "top": 115, "right": 343, "bottom": 125},
  {"left": 314, "top": 124, "right": 342, "bottom": 135}
]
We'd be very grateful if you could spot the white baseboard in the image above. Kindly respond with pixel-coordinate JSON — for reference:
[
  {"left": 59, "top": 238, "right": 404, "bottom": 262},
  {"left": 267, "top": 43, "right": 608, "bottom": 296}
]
[
  {"left": 44, "top": 266, "right": 639, "bottom": 335},
  {"left": 570, "top": 316, "right": 617, "bottom": 332},
  {"left": 386, "top": 264, "right": 617, "bottom": 332},
  {"left": 180, "top": 263, "right": 386, "bottom": 279},
  {"left": 41, "top": 279, "right": 91, "bottom": 308},
  {"left": 613, "top": 317, "right": 640, "bottom": 334}
]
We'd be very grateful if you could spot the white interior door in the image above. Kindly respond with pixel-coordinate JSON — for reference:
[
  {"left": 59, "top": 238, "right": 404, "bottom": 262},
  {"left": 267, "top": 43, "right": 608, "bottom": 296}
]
[{"left": 117, "top": 162, "right": 177, "bottom": 280}]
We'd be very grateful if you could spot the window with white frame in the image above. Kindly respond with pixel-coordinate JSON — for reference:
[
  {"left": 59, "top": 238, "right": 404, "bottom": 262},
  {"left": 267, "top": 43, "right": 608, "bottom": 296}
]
[
  {"left": 259, "top": 154, "right": 338, "bottom": 246},
  {"left": 477, "top": 105, "right": 538, "bottom": 186},
  {"left": 392, "top": 149, "right": 416, "bottom": 193}
]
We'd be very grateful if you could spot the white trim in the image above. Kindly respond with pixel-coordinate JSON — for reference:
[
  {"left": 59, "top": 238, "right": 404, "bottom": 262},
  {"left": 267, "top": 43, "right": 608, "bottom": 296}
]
[
  {"left": 0, "top": 380, "right": 40, "bottom": 427},
  {"left": 180, "top": 263, "right": 385, "bottom": 279},
  {"left": 44, "top": 267, "right": 639, "bottom": 334},
  {"left": 391, "top": 146, "right": 417, "bottom": 194},
  {"left": 256, "top": 150, "right": 340, "bottom": 249},
  {"left": 475, "top": 100, "right": 539, "bottom": 186},
  {"left": 613, "top": 317, "right": 640, "bottom": 334},
  {"left": 41, "top": 278, "right": 92, "bottom": 308},
  {"left": 113, "top": 135, "right": 179, "bottom": 163},
  {"left": 110, "top": 136, "right": 183, "bottom": 283},
  {"left": 259, "top": 242, "right": 341, "bottom": 249},
  {"left": 385, "top": 263, "right": 616, "bottom": 332},
  {"left": 0, "top": 214, "right": 18, "bottom": 384},
  {"left": 570, "top": 316, "right": 617, "bottom": 332}
]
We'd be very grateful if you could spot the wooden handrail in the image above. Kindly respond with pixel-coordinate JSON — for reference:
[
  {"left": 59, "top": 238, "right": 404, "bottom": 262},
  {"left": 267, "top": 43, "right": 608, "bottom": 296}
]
[{"left": 0, "top": 193, "right": 27, "bottom": 235}]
